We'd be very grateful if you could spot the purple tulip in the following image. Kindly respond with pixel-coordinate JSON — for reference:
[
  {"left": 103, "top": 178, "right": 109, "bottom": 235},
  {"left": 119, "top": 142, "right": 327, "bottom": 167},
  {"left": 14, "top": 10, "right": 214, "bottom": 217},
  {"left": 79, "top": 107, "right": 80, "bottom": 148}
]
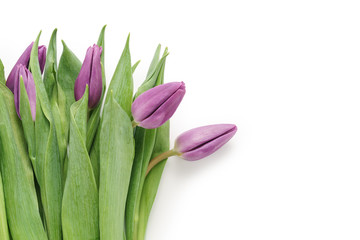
[
  {"left": 13, "top": 64, "right": 36, "bottom": 121},
  {"left": 38, "top": 45, "right": 47, "bottom": 73},
  {"left": 74, "top": 44, "right": 103, "bottom": 108},
  {"left": 6, "top": 42, "right": 46, "bottom": 93},
  {"left": 174, "top": 124, "right": 237, "bottom": 161},
  {"left": 132, "top": 82, "right": 186, "bottom": 129}
]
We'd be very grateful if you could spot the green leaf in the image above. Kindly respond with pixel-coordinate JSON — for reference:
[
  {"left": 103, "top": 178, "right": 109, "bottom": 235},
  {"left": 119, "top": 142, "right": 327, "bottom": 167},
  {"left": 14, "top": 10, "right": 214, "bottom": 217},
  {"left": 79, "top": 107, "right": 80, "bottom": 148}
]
[
  {"left": 126, "top": 46, "right": 169, "bottom": 240},
  {"left": 43, "top": 29, "right": 58, "bottom": 98},
  {"left": 43, "top": 29, "right": 69, "bottom": 172},
  {"left": 0, "top": 169, "right": 10, "bottom": 240},
  {"left": 105, "top": 34, "right": 133, "bottom": 117},
  {"left": 132, "top": 60, "right": 141, "bottom": 74},
  {"left": 19, "top": 76, "right": 36, "bottom": 163},
  {"left": 137, "top": 122, "right": 170, "bottom": 240},
  {"left": 97, "top": 25, "right": 106, "bottom": 68},
  {"left": 0, "top": 59, "right": 5, "bottom": 84},
  {"left": 99, "top": 93, "right": 134, "bottom": 240},
  {"left": 30, "top": 32, "right": 62, "bottom": 240},
  {"left": 51, "top": 82, "right": 68, "bottom": 170},
  {"left": 89, "top": 127, "right": 101, "bottom": 186},
  {"left": 134, "top": 47, "right": 169, "bottom": 98},
  {"left": 146, "top": 44, "right": 161, "bottom": 78},
  {"left": 62, "top": 88, "right": 99, "bottom": 240},
  {"left": 57, "top": 40, "right": 81, "bottom": 124},
  {"left": 125, "top": 127, "right": 156, "bottom": 240},
  {"left": 89, "top": 34, "right": 133, "bottom": 187},
  {"left": 0, "top": 83, "right": 47, "bottom": 240}
]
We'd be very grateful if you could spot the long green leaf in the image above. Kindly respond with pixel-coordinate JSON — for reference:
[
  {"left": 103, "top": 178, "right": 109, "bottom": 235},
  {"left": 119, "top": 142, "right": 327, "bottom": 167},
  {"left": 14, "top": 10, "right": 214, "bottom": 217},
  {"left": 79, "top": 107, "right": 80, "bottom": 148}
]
[
  {"left": 57, "top": 40, "right": 81, "bottom": 123},
  {"left": 125, "top": 127, "right": 156, "bottom": 240},
  {"left": 134, "top": 47, "right": 168, "bottom": 98},
  {"left": 62, "top": 88, "right": 99, "bottom": 240},
  {"left": 89, "top": 34, "right": 133, "bottom": 186},
  {"left": 51, "top": 82, "right": 68, "bottom": 170},
  {"left": 132, "top": 60, "right": 141, "bottom": 74},
  {"left": 44, "top": 29, "right": 58, "bottom": 98},
  {"left": 19, "top": 77, "right": 36, "bottom": 163},
  {"left": 43, "top": 29, "right": 69, "bottom": 169},
  {"left": 0, "top": 83, "right": 47, "bottom": 240},
  {"left": 30, "top": 32, "right": 62, "bottom": 240},
  {"left": 0, "top": 59, "right": 5, "bottom": 84},
  {"left": 105, "top": 34, "right": 133, "bottom": 116},
  {"left": 146, "top": 44, "right": 161, "bottom": 78},
  {"left": 126, "top": 46, "right": 168, "bottom": 240},
  {"left": 99, "top": 93, "right": 134, "bottom": 240},
  {"left": 0, "top": 166, "right": 10, "bottom": 240}
]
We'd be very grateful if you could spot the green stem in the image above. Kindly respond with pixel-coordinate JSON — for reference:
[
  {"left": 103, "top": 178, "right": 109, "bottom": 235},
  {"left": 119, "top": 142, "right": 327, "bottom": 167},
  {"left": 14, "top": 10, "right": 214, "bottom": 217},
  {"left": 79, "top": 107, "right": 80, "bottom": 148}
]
[
  {"left": 146, "top": 149, "right": 178, "bottom": 176},
  {"left": 132, "top": 120, "right": 138, "bottom": 128}
]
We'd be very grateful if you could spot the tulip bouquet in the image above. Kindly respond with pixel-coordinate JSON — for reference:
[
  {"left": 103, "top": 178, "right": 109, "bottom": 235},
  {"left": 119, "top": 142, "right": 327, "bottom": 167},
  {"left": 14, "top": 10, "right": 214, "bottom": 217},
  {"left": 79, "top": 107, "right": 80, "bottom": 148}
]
[{"left": 0, "top": 26, "right": 237, "bottom": 240}]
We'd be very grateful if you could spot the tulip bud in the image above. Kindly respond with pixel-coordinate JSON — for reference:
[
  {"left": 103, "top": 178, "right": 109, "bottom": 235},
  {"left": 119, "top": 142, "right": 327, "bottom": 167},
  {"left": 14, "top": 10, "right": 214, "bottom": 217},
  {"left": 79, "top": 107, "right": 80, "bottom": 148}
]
[
  {"left": 174, "top": 124, "right": 237, "bottom": 161},
  {"left": 38, "top": 45, "right": 47, "bottom": 73},
  {"left": 132, "top": 82, "right": 186, "bottom": 129},
  {"left": 6, "top": 42, "right": 46, "bottom": 93},
  {"left": 13, "top": 64, "right": 36, "bottom": 121},
  {"left": 74, "top": 44, "right": 103, "bottom": 108}
]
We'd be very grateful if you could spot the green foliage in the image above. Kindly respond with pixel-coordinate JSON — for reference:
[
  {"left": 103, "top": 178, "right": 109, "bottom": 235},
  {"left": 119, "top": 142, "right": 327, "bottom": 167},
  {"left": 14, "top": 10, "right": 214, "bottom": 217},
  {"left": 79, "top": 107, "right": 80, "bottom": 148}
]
[
  {"left": 99, "top": 93, "right": 134, "bottom": 240},
  {"left": 62, "top": 88, "right": 99, "bottom": 240}
]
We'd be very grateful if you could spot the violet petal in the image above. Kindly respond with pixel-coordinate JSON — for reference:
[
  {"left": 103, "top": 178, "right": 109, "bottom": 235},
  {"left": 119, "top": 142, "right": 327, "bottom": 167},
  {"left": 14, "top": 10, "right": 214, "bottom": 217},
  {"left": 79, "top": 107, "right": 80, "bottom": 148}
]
[
  {"left": 175, "top": 124, "right": 237, "bottom": 161},
  {"left": 88, "top": 45, "right": 103, "bottom": 108},
  {"left": 132, "top": 82, "right": 186, "bottom": 129}
]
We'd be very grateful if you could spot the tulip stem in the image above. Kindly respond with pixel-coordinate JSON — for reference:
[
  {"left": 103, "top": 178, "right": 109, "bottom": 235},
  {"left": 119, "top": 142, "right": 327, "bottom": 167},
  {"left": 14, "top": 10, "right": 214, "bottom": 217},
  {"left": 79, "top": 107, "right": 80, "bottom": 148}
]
[
  {"left": 146, "top": 149, "right": 179, "bottom": 176},
  {"left": 132, "top": 121, "right": 138, "bottom": 128}
]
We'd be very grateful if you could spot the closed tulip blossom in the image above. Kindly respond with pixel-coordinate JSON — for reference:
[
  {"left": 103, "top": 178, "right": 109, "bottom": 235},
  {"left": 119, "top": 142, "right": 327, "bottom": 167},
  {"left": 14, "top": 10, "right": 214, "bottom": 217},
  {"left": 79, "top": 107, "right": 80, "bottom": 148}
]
[
  {"left": 13, "top": 64, "right": 36, "bottom": 121},
  {"left": 132, "top": 81, "right": 186, "bottom": 129},
  {"left": 74, "top": 44, "right": 103, "bottom": 108},
  {"left": 175, "top": 124, "right": 237, "bottom": 160},
  {"left": 6, "top": 42, "right": 46, "bottom": 93},
  {"left": 146, "top": 124, "right": 237, "bottom": 174}
]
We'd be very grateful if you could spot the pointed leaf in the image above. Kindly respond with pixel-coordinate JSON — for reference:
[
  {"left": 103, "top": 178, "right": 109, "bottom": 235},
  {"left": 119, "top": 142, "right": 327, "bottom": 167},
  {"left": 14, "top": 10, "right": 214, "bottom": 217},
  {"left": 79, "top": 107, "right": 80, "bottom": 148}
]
[
  {"left": 132, "top": 60, "right": 141, "bottom": 74},
  {"left": 19, "top": 76, "right": 35, "bottom": 163},
  {"left": 30, "top": 32, "right": 62, "bottom": 240},
  {"left": 44, "top": 29, "right": 58, "bottom": 98},
  {"left": 0, "top": 83, "right": 47, "bottom": 240},
  {"left": 105, "top": 34, "right": 133, "bottom": 117},
  {"left": 62, "top": 88, "right": 99, "bottom": 240},
  {"left": 125, "top": 127, "right": 156, "bottom": 240},
  {"left": 0, "top": 59, "right": 5, "bottom": 84},
  {"left": 100, "top": 93, "right": 134, "bottom": 239},
  {"left": 89, "top": 35, "right": 133, "bottom": 186},
  {"left": 0, "top": 167, "right": 10, "bottom": 240},
  {"left": 134, "top": 47, "right": 168, "bottom": 98},
  {"left": 57, "top": 41, "right": 81, "bottom": 122},
  {"left": 146, "top": 44, "right": 161, "bottom": 78},
  {"left": 51, "top": 82, "right": 68, "bottom": 168}
]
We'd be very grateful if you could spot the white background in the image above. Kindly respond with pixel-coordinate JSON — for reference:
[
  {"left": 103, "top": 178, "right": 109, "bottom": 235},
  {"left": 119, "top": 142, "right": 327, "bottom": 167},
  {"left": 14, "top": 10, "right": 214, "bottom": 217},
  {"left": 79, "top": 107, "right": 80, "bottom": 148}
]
[{"left": 1, "top": 0, "right": 360, "bottom": 239}]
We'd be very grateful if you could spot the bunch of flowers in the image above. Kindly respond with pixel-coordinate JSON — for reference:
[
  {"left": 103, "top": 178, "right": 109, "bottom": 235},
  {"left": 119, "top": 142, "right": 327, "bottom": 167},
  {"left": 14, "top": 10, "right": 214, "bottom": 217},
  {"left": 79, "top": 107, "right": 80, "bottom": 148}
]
[{"left": 0, "top": 26, "right": 236, "bottom": 240}]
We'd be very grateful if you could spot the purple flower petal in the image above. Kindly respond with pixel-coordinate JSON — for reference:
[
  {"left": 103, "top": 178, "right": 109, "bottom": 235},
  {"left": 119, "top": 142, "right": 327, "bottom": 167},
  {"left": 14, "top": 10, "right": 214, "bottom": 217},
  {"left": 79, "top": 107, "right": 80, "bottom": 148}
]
[
  {"left": 175, "top": 124, "right": 237, "bottom": 161},
  {"left": 7, "top": 43, "right": 47, "bottom": 93},
  {"left": 38, "top": 45, "right": 47, "bottom": 73},
  {"left": 132, "top": 82, "right": 186, "bottom": 129},
  {"left": 6, "top": 43, "right": 33, "bottom": 92},
  {"left": 74, "top": 44, "right": 103, "bottom": 108},
  {"left": 14, "top": 65, "right": 36, "bottom": 121},
  {"left": 88, "top": 45, "right": 103, "bottom": 108}
]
